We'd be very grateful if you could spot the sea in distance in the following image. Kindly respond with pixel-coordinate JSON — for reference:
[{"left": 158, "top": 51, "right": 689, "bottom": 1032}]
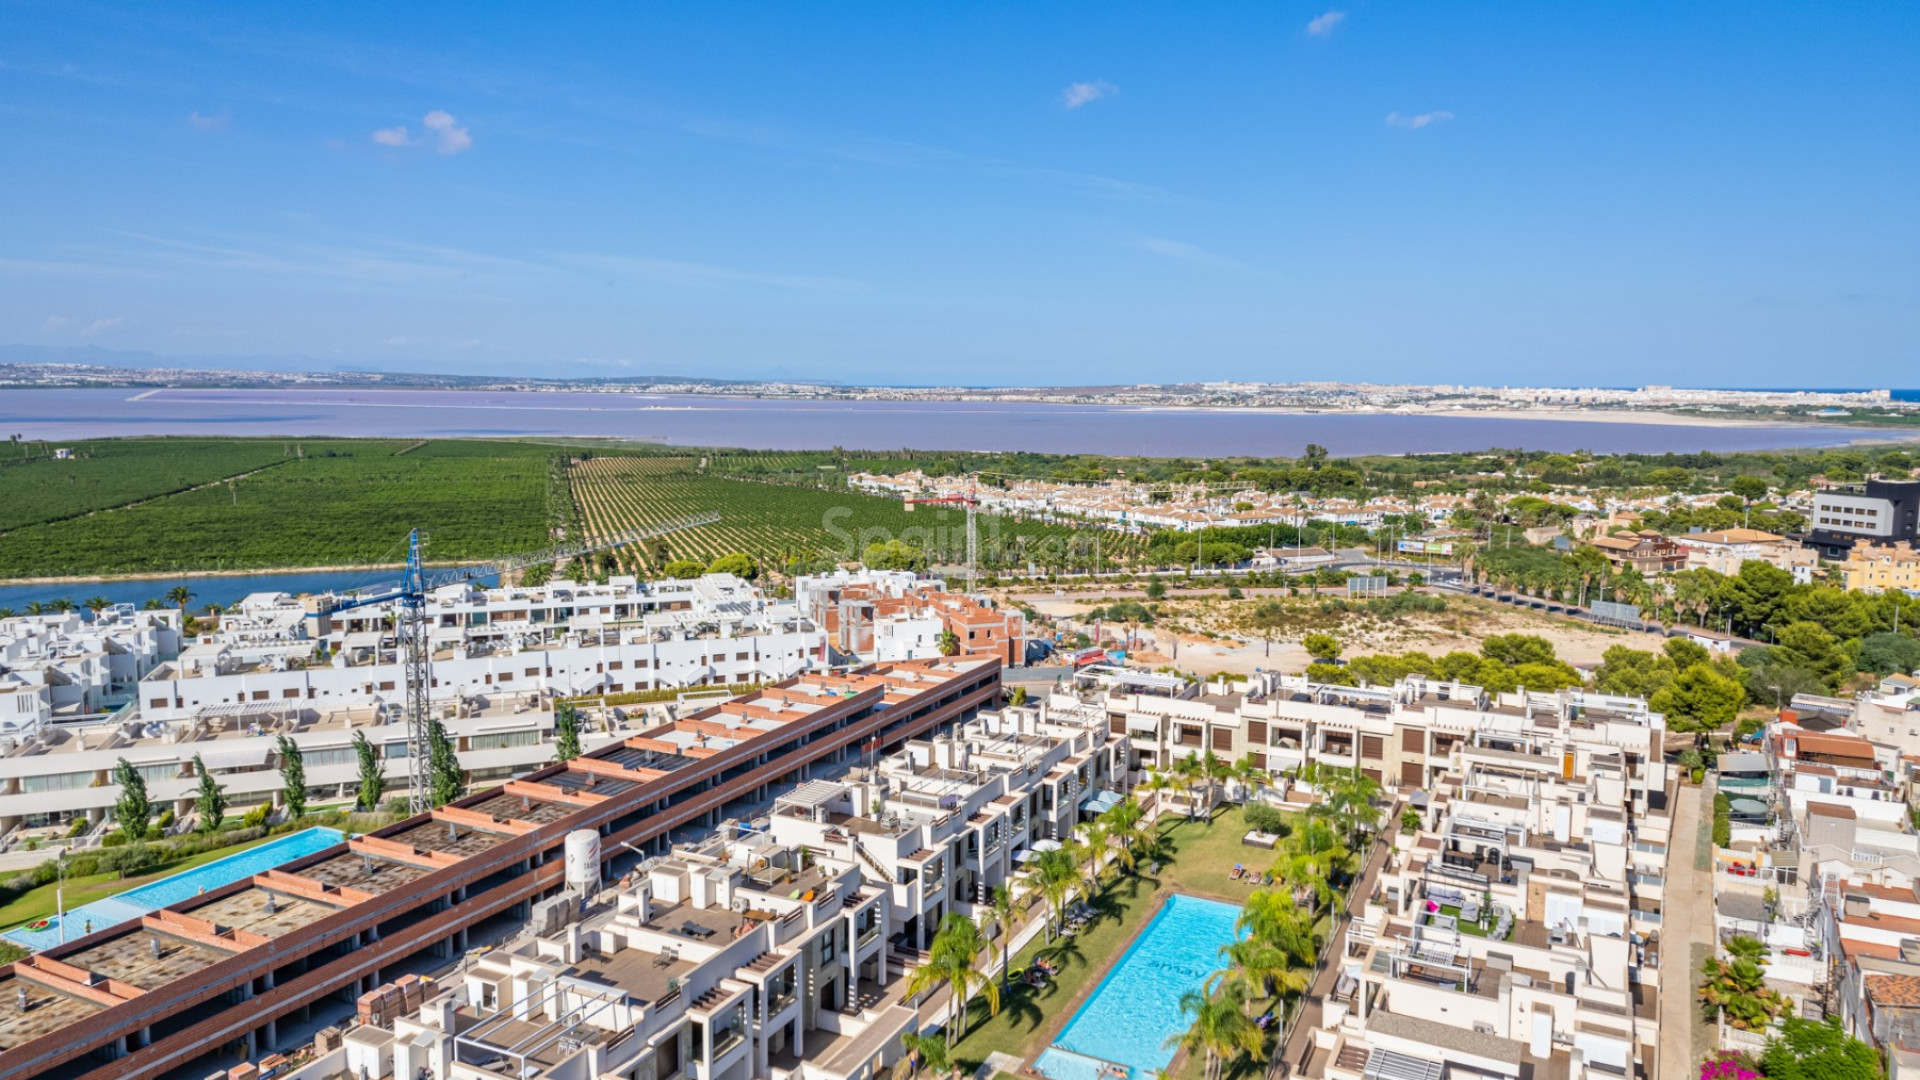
[{"left": 0, "top": 387, "right": 1887, "bottom": 458}]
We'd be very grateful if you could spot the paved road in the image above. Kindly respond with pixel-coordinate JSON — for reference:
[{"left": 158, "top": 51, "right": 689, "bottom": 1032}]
[{"left": 1658, "top": 780, "right": 1713, "bottom": 1078}]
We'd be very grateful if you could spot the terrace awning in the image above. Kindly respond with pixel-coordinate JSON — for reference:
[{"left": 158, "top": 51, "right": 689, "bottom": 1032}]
[
  {"left": 1082, "top": 790, "right": 1123, "bottom": 815},
  {"left": 198, "top": 747, "right": 270, "bottom": 771}
]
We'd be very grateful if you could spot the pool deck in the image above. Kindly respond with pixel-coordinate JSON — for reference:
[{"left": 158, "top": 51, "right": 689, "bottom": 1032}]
[
  {"left": 1022, "top": 886, "right": 1187, "bottom": 1080},
  {"left": 1, "top": 828, "right": 347, "bottom": 953}
]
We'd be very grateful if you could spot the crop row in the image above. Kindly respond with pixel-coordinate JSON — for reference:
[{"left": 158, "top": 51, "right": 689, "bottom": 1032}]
[
  {"left": 0, "top": 438, "right": 300, "bottom": 532},
  {"left": 568, "top": 457, "right": 1144, "bottom": 574},
  {"left": 0, "top": 441, "right": 562, "bottom": 577}
]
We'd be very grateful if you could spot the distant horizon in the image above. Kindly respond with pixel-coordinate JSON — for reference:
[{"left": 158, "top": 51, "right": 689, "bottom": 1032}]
[{"left": 3, "top": 343, "right": 1916, "bottom": 396}]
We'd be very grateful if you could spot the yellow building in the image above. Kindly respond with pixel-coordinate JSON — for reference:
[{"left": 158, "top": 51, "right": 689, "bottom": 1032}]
[{"left": 1841, "top": 541, "right": 1920, "bottom": 593}]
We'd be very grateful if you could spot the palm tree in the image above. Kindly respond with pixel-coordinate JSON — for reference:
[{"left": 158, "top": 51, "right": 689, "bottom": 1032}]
[
  {"left": 1698, "top": 946, "right": 1788, "bottom": 1031},
  {"left": 165, "top": 585, "right": 195, "bottom": 616},
  {"left": 1076, "top": 820, "right": 1111, "bottom": 896},
  {"left": 1212, "top": 937, "right": 1306, "bottom": 1011},
  {"left": 1026, "top": 848, "right": 1080, "bottom": 941},
  {"left": 1141, "top": 768, "right": 1177, "bottom": 824},
  {"left": 1237, "top": 889, "right": 1316, "bottom": 968},
  {"left": 1165, "top": 984, "right": 1263, "bottom": 1080},
  {"left": 0, "top": 608, "right": 14, "bottom": 619},
  {"left": 1173, "top": 753, "right": 1204, "bottom": 820},
  {"left": 985, "top": 885, "right": 1019, "bottom": 992},
  {"left": 1101, "top": 797, "right": 1150, "bottom": 876},
  {"left": 908, "top": 913, "right": 999, "bottom": 1046},
  {"left": 1233, "top": 754, "right": 1267, "bottom": 804},
  {"left": 48, "top": 597, "right": 75, "bottom": 613},
  {"left": 899, "top": 1030, "right": 955, "bottom": 1080},
  {"left": 84, "top": 596, "right": 111, "bottom": 615},
  {"left": 1202, "top": 750, "right": 1232, "bottom": 813},
  {"left": 24, "top": 601, "right": 46, "bottom": 615}
]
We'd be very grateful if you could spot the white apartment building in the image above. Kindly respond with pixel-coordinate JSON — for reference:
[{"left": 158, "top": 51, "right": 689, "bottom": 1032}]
[
  {"left": 348, "top": 839, "right": 906, "bottom": 1080},
  {"left": 1085, "top": 671, "right": 1666, "bottom": 817},
  {"left": 767, "top": 701, "right": 1125, "bottom": 954},
  {"left": 331, "top": 701, "right": 1126, "bottom": 1080},
  {"left": 136, "top": 574, "right": 822, "bottom": 723},
  {"left": 0, "top": 607, "right": 182, "bottom": 725},
  {"left": 0, "top": 576, "right": 827, "bottom": 836},
  {"left": 1299, "top": 701, "right": 1672, "bottom": 1079}
]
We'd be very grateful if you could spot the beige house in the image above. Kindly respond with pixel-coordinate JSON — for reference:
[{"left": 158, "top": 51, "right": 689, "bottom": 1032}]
[
  {"left": 1841, "top": 542, "right": 1920, "bottom": 594},
  {"left": 1672, "top": 527, "right": 1820, "bottom": 584}
]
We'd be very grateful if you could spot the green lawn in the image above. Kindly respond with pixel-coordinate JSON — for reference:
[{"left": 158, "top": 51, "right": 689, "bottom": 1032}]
[
  {"left": 948, "top": 805, "right": 1344, "bottom": 1077},
  {"left": 0, "top": 832, "right": 286, "bottom": 931}
]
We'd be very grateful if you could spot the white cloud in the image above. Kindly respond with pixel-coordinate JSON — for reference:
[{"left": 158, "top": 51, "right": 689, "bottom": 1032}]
[
  {"left": 44, "top": 315, "right": 123, "bottom": 336},
  {"left": 1131, "top": 237, "right": 1258, "bottom": 273},
  {"left": 1306, "top": 11, "right": 1346, "bottom": 36},
  {"left": 371, "top": 111, "right": 473, "bottom": 153},
  {"left": 1062, "top": 80, "right": 1118, "bottom": 109},
  {"left": 422, "top": 110, "right": 472, "bottom": 154},
  {"left": 188, "top": 110, "right": 229, "bottom": 130},
  {"left": 1386, "top": 110, "right": 1455, "bottom": 130},
  {"left": 382, "top": 336, "right": 414, "bottom": 346}
]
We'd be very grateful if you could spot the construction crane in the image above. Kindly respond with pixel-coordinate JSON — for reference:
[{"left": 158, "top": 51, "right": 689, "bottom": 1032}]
[
  {"left": 325, "top": 511, "right": 720, "bottom": 813},
  {"left": 904, "top": 489, "right": 978, "bottom": 592}
]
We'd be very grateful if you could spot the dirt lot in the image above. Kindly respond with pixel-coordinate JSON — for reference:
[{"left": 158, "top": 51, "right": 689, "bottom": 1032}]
[{"left": 999, "top": 587, "right": 1660, "bottom": 678}]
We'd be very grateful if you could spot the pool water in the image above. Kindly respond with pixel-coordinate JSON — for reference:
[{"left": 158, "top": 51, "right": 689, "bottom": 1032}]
[
  {"left": 3, "top": 827, "right": 346, "bottom": 952},
  {"left": 1035, "top": 894, "right": 1244, "bottom": 1080}
]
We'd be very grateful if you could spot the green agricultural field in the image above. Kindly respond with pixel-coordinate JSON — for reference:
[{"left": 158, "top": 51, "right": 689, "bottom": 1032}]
[
  {"left": 569, "top": 453, "right": 1142, "bottom": 574},
  {"left": 0, "top": 437, "right": 297, "bottom": 531},
  {"left": 0, "top": 439, "right": 562, "bottom": 577}
]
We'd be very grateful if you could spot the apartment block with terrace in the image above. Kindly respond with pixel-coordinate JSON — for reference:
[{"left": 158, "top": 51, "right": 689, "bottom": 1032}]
[
  {"left": 331, "top": 699, "right": 1123, "bottom": 1080},
  {"left": 1070, "top": 670, "right": 1666, "bottom": 819},
  {"left": 765, "top": 700, "right": 1124, "bottom": 958},
  {"left": 1295, "top": 701, "right": 1672, "bottom": 1080},
  {"left": 792, "top": 570, "right": 1026, "bottom": 667},
  {"left": 0, "top": 575, "right": 825, "bottom": 842}
]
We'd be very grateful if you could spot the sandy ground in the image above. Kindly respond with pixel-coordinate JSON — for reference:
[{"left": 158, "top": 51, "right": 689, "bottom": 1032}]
[{"left": 1004, "top": 587, "right": 1657, "bottom": 677}]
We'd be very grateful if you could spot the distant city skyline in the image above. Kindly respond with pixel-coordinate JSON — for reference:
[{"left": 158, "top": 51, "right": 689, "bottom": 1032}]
[{"left": 3, "top": 2, "right": 1915, "bottom": 386}]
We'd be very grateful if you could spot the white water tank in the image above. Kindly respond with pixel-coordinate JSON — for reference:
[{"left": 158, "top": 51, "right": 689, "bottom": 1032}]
[{"left": 564, "top": 829, "right": 601, "bottom": 892}]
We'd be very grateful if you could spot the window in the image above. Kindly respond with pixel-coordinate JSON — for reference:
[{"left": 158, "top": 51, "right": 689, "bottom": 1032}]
[
  {"left": 21, "top": 772, "right": 94, "bottom": 793},
  {"left": 471, "top": 730, "right": 540, "bottom": 750},
  {"left": 303, "top": 747, "right": 358, "bottom": 768}
]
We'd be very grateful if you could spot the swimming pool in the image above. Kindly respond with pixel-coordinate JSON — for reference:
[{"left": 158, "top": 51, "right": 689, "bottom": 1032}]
[
  {"left": 1034, "top": 895, "right": 1244, "bottom": 1080},
  {"left": 2, "top": 827, "right": 346, "bottom": 952}
]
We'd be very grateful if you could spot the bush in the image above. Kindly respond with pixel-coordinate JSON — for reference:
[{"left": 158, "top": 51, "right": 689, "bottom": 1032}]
[
  {"left": 1713, "top": 793, "right": 1733, "bottom": 848},
  {"left": 100, "top": 843, "right": 161, "bottom": 879},
  {"left": 1244, "top": 802, "right": 1287, "bottom": 834},
  {"left": 241, "top": 804, "right": 270, "bottom": 829},
  {"left": 156, "top": 809, "right": 174, "bottom": 831},
  {"left": 65, "top": 818, "right": 89, "bottom": 839},
  {"left": 100, "top": 830, "right": 130, "bottom": 848}
]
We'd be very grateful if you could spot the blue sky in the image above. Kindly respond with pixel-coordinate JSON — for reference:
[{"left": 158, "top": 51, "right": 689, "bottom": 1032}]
[{"left": 2, "top": 1, "right": 1915, "bottom": 386}]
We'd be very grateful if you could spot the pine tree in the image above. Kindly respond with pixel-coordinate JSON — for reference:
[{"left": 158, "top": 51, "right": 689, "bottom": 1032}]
[
  {"left": 192, "top": 753, "right": 227, "bottom": 833},
  {"left": 113, "top": 757, "right": 152, "bottom": 841},
  {"left": 428, "top": 719, "right": 464, "bottom": 807},
  {"left": 353, "top": 731, "right": 383, "bottom": 811},
  {"left": 554, "top": 701, "right": 583, "bottom": 762},
  {"left": 276, "top": 735, "right": 307, "bottom": 820}
]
